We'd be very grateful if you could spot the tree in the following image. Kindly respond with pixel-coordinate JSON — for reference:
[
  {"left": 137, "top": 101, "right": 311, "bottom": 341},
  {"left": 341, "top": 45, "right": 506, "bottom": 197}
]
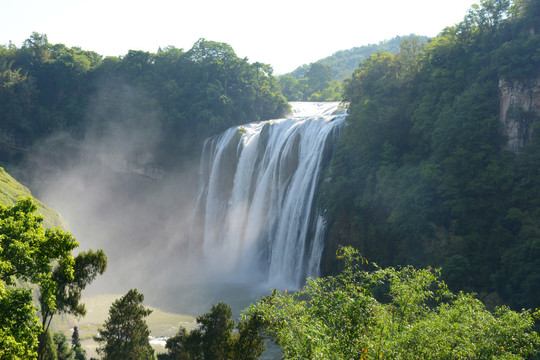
[
  {"left": 38, "top": 249, "right": 107, "bottom": 360},
  {"left": 0, "top": 281, "right": 40, "bottom": 359},
  {"left": 305, "top": 62, "right": 333, "bottom": 93},
  {"left": 41, "top": 329, "right": 57, "bottom": 360},
  {"left": 0, "top": 197, "right": 79, "bottom": 359},
  {"left": 465, "top": 0, "right": 511, "bottom": 31},
  {"left": 233, "top": 312, "right": 266, "bottom": 360},
  {"left": 164, "top": 302, "right": 265, "bottom": 360},
  {"left": 164, "top": 327, "right": 202, "bottom": 360},
  {"left": 53, "top": 332, "right": 75, "bottom": 360},
  {"left": 21, "top": 32, "right": 50, "bottom": 67},
  {"left": 71, "top": 326, "right": 86, "bottom": 360},
  {"left": 0, "top": 65, "right": 37, "bottom": 140},
  {"left": 0, "top": 35, "right": 290, "bottom": 170},
  {"left": 197, "top": 302, "right": 234, "bottom": 360},
  {"left": 38, "top": 331, "right": 76, "bottom": 360},
  {"left": 244, "top": 247, "right": 540, "bottom": 359},
  {"left": 94, "top": 289, "right": 154, "bottom": 360},
  {"left": 165, "top": 302, "right": 233, "bottom": 360},
  {"left": 277, "top": 75, "right": 306, "bottom": 101},
  {"left": 285, "top": 35, "right": 428, "bottom": 82}
]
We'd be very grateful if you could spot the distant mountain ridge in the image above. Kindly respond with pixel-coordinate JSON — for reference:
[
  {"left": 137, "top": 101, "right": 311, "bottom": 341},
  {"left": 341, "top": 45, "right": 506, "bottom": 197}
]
[{"left": 287, "top": 34, "right": 429, "bottom": 81}]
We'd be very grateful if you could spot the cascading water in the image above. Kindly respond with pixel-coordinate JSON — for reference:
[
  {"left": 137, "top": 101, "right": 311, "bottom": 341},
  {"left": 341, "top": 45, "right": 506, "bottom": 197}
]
[{"left": 193, "top": 102, "right": 347, "bottom": 288}]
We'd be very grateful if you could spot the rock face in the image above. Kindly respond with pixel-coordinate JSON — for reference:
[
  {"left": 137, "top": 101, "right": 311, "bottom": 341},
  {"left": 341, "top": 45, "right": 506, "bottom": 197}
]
[
  {"left": 499, "top": 78, "right": 540, "bottom": 152},
  {"left": 112, "top": 158, "right": 164, "bottom": 180},
  {"left": 106, "top": 152, "right": 164, "bottom": 180}
]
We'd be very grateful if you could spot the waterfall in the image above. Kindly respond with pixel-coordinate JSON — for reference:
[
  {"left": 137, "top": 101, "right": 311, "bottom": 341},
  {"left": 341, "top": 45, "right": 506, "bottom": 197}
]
[{"left": 193, "top": 102, "right": 347, "bottom": 287}]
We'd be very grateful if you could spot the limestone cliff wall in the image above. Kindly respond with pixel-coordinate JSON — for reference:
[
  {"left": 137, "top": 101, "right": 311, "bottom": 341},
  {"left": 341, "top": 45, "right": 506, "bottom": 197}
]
[{"left": 499, "top": 78, "right": 540, "bottom": 152}]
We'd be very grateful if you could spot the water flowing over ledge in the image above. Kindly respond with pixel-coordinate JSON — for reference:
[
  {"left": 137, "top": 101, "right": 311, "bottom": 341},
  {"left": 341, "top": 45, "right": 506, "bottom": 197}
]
[{"left": 192, "top": 102, "right": 347, "bottom": 288}]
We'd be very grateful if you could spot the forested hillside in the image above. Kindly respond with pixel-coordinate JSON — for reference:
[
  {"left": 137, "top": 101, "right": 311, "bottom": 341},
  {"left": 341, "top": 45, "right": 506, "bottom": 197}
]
[
  {"left": 287, "top": 34, "right": 429, "bottom": 81},
  {"left": 0, "top": 36, "right": 289, "bottom": 172},
  {"left": 277, "top": 35, "right": 428, "bottom": 102},
  {"left": 320, "top": 0, "right": 540, "bottom": 310}
]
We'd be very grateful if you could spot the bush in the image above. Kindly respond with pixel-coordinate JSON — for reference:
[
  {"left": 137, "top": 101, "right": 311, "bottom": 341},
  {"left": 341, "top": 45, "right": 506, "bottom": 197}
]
[{"left": 245, "top": 247, "right": 540, "bottom": 359}]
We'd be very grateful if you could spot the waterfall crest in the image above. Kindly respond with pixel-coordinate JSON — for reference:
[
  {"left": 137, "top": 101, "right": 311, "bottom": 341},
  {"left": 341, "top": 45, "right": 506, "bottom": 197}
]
[{"left": 193, "top": 102, "right": 347, "bottom": 287}]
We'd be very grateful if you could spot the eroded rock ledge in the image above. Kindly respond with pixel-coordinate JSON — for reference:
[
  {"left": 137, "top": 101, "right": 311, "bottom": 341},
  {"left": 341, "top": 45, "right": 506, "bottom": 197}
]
[{"left": 499, "top": 78, "right": 540, "bottom": 152}]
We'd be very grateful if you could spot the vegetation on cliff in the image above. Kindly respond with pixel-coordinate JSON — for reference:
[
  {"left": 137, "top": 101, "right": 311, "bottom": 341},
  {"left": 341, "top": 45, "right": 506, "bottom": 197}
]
[{"left": 320, "top": 0, "right": 540, "bottom": 310}]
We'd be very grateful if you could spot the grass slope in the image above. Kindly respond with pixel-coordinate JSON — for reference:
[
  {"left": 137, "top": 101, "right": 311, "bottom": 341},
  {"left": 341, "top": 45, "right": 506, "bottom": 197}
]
[{"left": 0, "top": 167, "right": 66, "bottom": 228}]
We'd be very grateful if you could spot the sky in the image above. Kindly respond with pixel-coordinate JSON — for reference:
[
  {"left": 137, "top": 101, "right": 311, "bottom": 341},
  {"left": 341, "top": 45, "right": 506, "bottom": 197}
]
[{"left": 1, "top": 0, "right": 478, "bottom": 74}]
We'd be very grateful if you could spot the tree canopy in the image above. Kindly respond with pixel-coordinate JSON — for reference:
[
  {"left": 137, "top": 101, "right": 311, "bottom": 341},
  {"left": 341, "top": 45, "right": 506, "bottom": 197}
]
[
  {"left": 277, "top": 62, "right": 342, "bottom": 102},
  {"left": 163, "top": 302, "right": 265, "bottom": 360},
  {"left": 0, "top": 197, "right": 106, "bottom": 359},
  {"left": 245, "top": 247, "right": 540, "bottom": 359},
  {"left": 94, "top": 289, "right": 154, "bottom": 360},
  {"left": 0, "top": 35, "right": 289, "bottom": 170},
  {"left": 38, "top": 249, "right": 107, "bottom": 360},
  {"left": 0, "top": 198, "right": 77, "bottom": 359}
]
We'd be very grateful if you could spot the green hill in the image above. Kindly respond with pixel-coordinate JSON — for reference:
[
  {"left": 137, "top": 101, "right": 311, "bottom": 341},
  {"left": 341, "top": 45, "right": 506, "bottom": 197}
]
[
  {"left": 0, "top": 167, "right": 66, "bottom": 228},
  {"left": 278, "top": 35, "right": 429, "bottom": 101},
  {"left": 287, "top": 34, "right": 429, "bottom": 81}
]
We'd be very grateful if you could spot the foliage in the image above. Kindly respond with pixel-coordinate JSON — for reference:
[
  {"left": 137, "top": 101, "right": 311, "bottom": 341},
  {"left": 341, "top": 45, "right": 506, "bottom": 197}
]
[
  {"left": 38, "top": 249, "right": 107, "bottom": 359},
  {"left": 38, "top": 330, "right": 78, "bottom": 360},
  {"left": 245, "top": 247, "right": 540, "bottom": 359},
  {"left": 94, "top": 289, "right": 154, "bottom": 360},
  {"left": 52, "top": 332, "right": 75, "bottom": 360},
  {"left": 232, "top": 312, "right": 266, "bottom": 360},
  {"left": 277, "top": 35, "right": 428, "bottom": 101},
  {"left": 277, "top": 62, "right": 342, "bottom": 101},
  {"left": 0, "top": 36, "right": 289, "bottom": 170},
  {"left": 196, "top": 302, "right": 235, "bottom": 360},
  {"left": 0, "top": 197, "right": 78, "bottom": 359},
  {"left": 71, "top": 326, "right": 86, "bottom": 360},
  {"left": 41, "top": 329, "right": 57, "bottom": 360},
  {"left": 0, "top": 281, "right": 40, "bottom": 359},
  {"left": 163, "top": 302, "right": 265, "bottom": 360},
  {"left": 287, "top": 35, "right": 429, "bottom": 81},
  {"left": 320, "top": 0, "right": 540, "bottom": 309}
]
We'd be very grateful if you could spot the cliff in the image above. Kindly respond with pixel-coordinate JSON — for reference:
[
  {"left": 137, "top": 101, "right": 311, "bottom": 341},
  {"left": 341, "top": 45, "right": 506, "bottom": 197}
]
[{"left": 499, "top": 77, "right": 540, "bottom": 152}]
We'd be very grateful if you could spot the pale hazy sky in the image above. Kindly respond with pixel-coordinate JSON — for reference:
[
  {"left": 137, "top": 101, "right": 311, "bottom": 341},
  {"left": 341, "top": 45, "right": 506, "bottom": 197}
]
[{"left": 1, "top": 0, "right": 477, "bottom": 74}]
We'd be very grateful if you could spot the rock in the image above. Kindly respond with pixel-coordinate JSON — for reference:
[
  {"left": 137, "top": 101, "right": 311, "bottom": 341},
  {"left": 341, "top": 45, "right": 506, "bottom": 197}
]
[{"left": 499, "top": 78, "right": 540, "bottom": 152}]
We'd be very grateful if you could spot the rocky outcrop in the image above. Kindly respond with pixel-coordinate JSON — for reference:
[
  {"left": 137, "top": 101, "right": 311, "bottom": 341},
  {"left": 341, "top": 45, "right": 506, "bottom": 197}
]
[
  {"left": 114, "top": 159, "right": 164, "bottom": 180},
  {"left": 106, "top": 152, "right": 164, "bottom": 180},
  {"left": 499, "top": 78, "right": 540, "bottom": 152}
]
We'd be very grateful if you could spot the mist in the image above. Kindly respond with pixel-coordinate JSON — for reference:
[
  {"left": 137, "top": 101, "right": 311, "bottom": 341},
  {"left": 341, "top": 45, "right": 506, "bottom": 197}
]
[
  {"left": 17, "top": 79, "right": 343, "bottom": 318},
  {"left": 19, "top": 80, "right": 256, "bottom": 315}
]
